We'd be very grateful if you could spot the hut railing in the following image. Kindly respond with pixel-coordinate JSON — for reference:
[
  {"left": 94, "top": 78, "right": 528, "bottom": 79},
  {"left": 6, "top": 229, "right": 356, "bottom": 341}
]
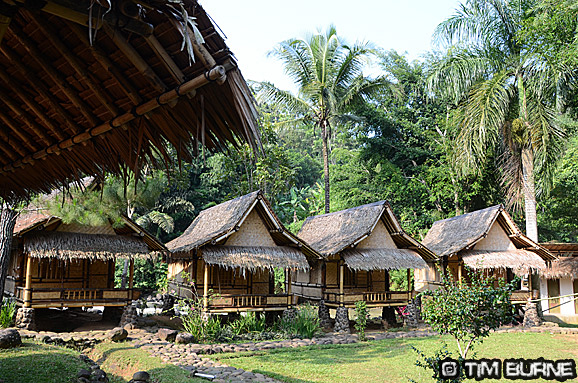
[
  {"left": 511, "top": 289, "right": 539, "bottom": 303},
  {"left": 14, "top": 287, "right": 139, "bottom": 307},
  {"left": 210, "top": 293, "right": 290, "bottom": 309},
  {"left": 323, "top": 290, "right": 415, "bottom": 305}
]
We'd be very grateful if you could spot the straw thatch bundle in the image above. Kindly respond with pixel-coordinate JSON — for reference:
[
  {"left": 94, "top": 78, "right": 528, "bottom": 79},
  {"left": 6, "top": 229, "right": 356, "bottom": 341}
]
[
  {"left": 167, "top": 191, "right": 260, "bottom": 253},
  {"left": 202, "top": 246, "right": 309, "bottom": 271},
  {"left": 24, "top": 231, "right": 157, "bottom": 260},
  {"left": 461, "top": 249, "right": 546, "bottom": 274},
  {"left": 341, "top": 248, "right": 427, "bottom": 271},
  {"left": 542, "top": 257, "right": 578, "bottom": 279},
  {"left": 423, "top": 206, "right": 501, "bottom": 257}
]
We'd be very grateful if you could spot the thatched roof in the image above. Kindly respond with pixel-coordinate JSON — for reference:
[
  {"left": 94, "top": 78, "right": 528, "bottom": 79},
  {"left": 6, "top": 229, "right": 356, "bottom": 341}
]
[
  {"left": 201, "top": 246, "right": 309, "bottom": 271},
  {"left": 0, "top": 0, "right": 260, "bottom": 201},
  {"left": 462, "top": 249, "right": 546, "bottom": 275},
  {"left": 542, "top": 257, "right": 578, "bottom": 279},
  {"left": 167, "top": 191, "right": 315, "bottom": 270},
  {"left": 24, "top": 231, "right": 156, "bottom": 260},
  {"left": 342, "top": 248, "right": 427, "bottom": 271},
  {"left": 422, "top": 205, "right": 555, "bottom": 261},
  {"left": 540, "top": 243, "right": 578, "bottom": 257},
  {"left": 297, "top": 201, "right": 435, "bottom": 270}
]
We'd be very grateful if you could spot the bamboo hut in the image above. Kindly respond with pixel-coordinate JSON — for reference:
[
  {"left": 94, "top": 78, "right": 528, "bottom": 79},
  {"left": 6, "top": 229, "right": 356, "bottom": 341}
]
[
  {"left": 538, "top": 243, "right": 578, "bottom": 322},
  {"left": 294, "top": 201, "right": 436, "bottom": 309},
  {"left": 0, "top": 0, "right": 260, "bottom": 201},
  {"left": 421, "top": 205, "right": 555, "bottom": 302},
  {"left": 166, "top": 191, "right": 316, "bottom": 313},
  {"left": 3, "top": 206, "right": 165, "bottom": 310}
]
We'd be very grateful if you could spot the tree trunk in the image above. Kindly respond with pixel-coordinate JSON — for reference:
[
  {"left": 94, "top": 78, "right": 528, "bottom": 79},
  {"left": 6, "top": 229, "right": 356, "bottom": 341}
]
[
  {"left": 0, "top": 206, "right": 17, "bottom": 310},
  {"left": 521, "top": 147, "right": 538, "bottom": 242},
  {"left": 321, "top": 120, "right": 330, "bottom": 214}
]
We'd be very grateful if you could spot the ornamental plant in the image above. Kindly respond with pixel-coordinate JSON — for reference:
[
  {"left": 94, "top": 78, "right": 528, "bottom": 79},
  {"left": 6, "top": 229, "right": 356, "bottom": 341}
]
[{"left": 354, "top": 300, "right": 370, "bottom": 341}]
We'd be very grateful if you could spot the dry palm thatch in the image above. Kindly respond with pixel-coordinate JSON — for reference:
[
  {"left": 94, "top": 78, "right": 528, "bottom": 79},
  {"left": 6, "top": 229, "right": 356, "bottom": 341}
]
[
  {"left": 167, "top": 191, "right": 314, "bottom": 271},
  {"left": 298, "top": 201, "right": 435, "bottom": 270},
  {"left": 542, "top": 257, "right": 578, "bottom": 279},
  {"left": 422, "top": 205, "right": 555, "bottom": 261},
  {"left": 201, "top": 246, "right": 309, "bottom": 271},
  {"left": 462, "top": 249, "right": 546, "bottom": 275},
  {"left": 24, "top": 231, "right": 158, "bottom": 260},
  {"left": 342, "top": 248, "right": 427, "bottom": 271},
  {"left": 0, "top": 0, "right": 260, "bottom": 201}
]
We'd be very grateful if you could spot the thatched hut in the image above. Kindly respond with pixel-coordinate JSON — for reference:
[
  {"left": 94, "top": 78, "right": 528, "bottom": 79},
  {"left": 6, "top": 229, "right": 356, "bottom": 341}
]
[
  {"left": 538, "top": 243, "right": 578, "bottom": 322},
  {"left": 295, "top": 201, "right": 436, "bottom": 310},
  {"left": 421, "top": 205, "right": 555, "bottom": 301},
  {"left": 3, "top": 207, "right": 165, "bottom": 311},
  {"left": 166, "top": 191, "right": 316, "bottom": 313}
]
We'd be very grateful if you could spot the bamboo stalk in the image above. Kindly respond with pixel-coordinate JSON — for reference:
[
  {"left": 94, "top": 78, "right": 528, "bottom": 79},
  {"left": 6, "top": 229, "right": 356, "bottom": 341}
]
[
  {"left": 28, "top": 11, "right": 120, "bottom": 117},
  {"left": 129, "top": 259, "right": 134, "bottom": 289},
  {"left": 0, "top": 87, "right": 52, "bottom": 146},
  {"left": 0, "top": 123, "right": 27, "bottom": 157},
  {"left": 145, "top": 34, "right": 185, "bottom": 84},
  {"left": 339, "top": 262, "right": 344, "bottom": 306},
  {"left": 287, "top": 270, "right": 292, "bottom": 307},
  {"left": 0, "top": 67, "right": 66, "bottom": 141},
  {"left": 24, "top": 255, "right": 33, "bottom": 307},
  {"left": 0, "top": 65, "right": 226, "bottom": 174},
  {"left": 203, "top": 263, "right": 209, "bottom": 310},
  {"left": 104, "top": 24, "right": 167, "bottom": 93},
  {"left": 0, "top": 45, "right": 82, "bottom": 135},
  {"left": 10, "top": 26, "right": 99, "bottom": 126},
  {"left": 66, "top": 22, "right": 143, "bottom": 105}
]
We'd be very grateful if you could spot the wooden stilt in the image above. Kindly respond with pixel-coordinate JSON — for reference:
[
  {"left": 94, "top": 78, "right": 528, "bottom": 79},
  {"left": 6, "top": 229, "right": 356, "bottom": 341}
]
[
  {"left": 128, "top": 259, "right": 134, "bottom": 289},
  {"left": 287, "top": 270, "right": 292, "bottom": 307},
  {"left": 339, "top": 262, "right": 344, "bottom": 306},
  {"left": 407, "top": 269, "right": 412, "bottom": 291},
  {"left": 203, "top": 263, "right": 209, "bottom": 310},
  {"left": 458, "top": 262, "right": 462, "bottom": 285},
  {"left": 24, "top": 255, "right": 33, "bottom": 308}
]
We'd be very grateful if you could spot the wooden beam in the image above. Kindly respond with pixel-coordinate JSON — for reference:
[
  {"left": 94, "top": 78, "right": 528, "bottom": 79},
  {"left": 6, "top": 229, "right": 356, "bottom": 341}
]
[
  {"left": 9, "top": 26, "right": 99, "bottom": 126},
  {"left": 24, "top": 255, "right": 32, "bottom": 308},
  {"left": 0, "top": 111, "right": 36, "bottom": 154},
  {"left": 0, "top": 45, "right": 81, "bottom": 135},
  {"left": 145, "top": 34, "right": 186, "bottom": 84},
  {"left": 0, "top": 87, "right": 52, "bottom": 146},
  {"left": 104, "top": 24, "right": 167, "bottom": 93},
  {"left": 28, "top": 11, "right": 120, "bottom": 117},
  {"left": 128, "top": 259, "right": 134, "bottom": 289},
  {"left": 0, "top": 65, "right": 226, "bottom": 175}
]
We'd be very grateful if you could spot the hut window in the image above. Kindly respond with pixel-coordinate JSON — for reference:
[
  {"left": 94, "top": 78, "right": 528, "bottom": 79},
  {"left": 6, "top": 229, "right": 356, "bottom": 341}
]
[
  {"left": 39, "top": 259, "right": 63, "bottom": 280},
  {"left": 216, "top": 268, "right": 234, "bottom": 287},
  {"left": 344, "top": 267, "right": 355, "bottom": 286}
]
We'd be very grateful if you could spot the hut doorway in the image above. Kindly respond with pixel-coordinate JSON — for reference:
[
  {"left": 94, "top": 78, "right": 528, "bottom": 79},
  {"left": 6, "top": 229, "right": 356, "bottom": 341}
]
[{"left": 548, "top": 279, "right": 561, "bottom": 314}]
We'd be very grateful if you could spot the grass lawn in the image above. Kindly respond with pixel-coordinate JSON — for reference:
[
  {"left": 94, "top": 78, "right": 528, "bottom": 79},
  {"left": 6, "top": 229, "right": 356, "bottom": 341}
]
[
  {"left": 0, "top": 340, "right": 88, "bottom": 383},
  {"left": 212, "top": 332, "right": 578, "bottom": 383},
  {"left": 90, "top": 342, "right": 206, "bottom": 383}
]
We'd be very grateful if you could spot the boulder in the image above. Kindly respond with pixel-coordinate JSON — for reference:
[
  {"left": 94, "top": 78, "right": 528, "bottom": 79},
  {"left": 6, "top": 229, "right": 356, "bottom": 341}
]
[
  {"left": 106, "top": 327, "right": 128, "bottom": 342},
  {"left": 175, "top": 332, "right": 196, "bottom": 344},
  {"left": 157, "top": 328, "right": 178, "bottom": 342},
  {"left": 0, "top": 328, "right": 22, "bottom": 349},
  {"left": 132, "top": 371, "right": 150, "bottom": 382}
]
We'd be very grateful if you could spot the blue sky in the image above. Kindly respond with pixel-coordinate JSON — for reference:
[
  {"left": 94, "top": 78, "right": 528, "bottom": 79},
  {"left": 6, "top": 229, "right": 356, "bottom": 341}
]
[{"left": 202, "top": 0, "right": 461, "bottom": 91}]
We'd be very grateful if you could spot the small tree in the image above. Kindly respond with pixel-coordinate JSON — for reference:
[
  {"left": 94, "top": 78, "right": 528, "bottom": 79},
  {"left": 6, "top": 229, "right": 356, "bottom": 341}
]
[{"left": 414, "top": 267, "right": 516, "bottom": 382}]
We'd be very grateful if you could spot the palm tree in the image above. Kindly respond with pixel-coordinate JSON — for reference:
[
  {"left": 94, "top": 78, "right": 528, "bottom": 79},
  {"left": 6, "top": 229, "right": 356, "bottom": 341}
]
[
  {"left": 258, "top": 26, "right": 388, "bottom": 213},
  {"left": 428, "top": 0, "right": 568, "bottom": 242}
]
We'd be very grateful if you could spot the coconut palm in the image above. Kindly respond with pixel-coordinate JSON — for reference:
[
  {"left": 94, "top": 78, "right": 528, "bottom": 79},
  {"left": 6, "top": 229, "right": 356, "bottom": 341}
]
[
  {"left": 428, "top": 0, "right": 569, "bottom": 242},
  {"left": 257, "top": 26, "right": 390, "bottom": 213}
]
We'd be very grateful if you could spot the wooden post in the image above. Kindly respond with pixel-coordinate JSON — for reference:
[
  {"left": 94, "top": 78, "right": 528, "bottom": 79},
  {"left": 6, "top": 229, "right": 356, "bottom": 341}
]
[
  {"left": 287, "top": 269, "right": 292, "bottom": 307},
  {"left": 339, "top": 262, "right": 344, "bottom": 306},
  {"left": 458, "top": 262, "right": 462, "bottom": 285},
  {"left": 128, "top": 260, "right": 134, "bottom": 289},
  {"left": 203, "top": 263, "right": 209, "bottom": 311},
  {"left": 24, "top": 255, "right": 33, "bottom": 308}
]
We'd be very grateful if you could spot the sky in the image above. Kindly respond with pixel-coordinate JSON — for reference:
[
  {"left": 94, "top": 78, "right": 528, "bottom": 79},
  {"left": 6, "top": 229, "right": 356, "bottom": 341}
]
[{"left": 202, "top": 0, "right": 462, "bottom": 92}]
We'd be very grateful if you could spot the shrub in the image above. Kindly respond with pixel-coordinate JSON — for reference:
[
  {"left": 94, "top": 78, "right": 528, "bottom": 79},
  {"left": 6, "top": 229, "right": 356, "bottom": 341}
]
[
  {"left": 229, "top": 312, "right": 267, "bottom": 336},
  {"left": 0, "top": 298, "right": 16, "bottom": 328},
  {"left": 354, "top": 301, "right": 369, "bottom": 341},
  {"left": 279, "top": 303, "right": 320, "bottom": 338}
]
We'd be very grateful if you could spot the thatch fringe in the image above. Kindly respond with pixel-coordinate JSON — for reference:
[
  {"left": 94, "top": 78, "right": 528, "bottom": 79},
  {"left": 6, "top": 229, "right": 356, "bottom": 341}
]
[
  {"left": 24, "top": 231, "right": 158, "bottom": 260},
  {"left": 342, "top": 248, "right": 427, "bottom": 271},
  {"left": 462, "top": 249, "right": 546, "bottom": 274},
  {"left": 201, "top": 246, "right": 309, "bottom": 272},
  {"left": 542, "top": 257, "right": 578, "bottom": 279}
]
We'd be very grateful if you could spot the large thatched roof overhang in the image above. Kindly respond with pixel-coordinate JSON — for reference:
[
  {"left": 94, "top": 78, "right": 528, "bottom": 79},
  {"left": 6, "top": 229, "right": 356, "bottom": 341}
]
[
  {"left": 23, "top": 231, "right": 159, "bottom": 260},
  {"left": 0, "top": 0, "right": 260, "bottom": 201},
  {"left": 298, "top": 201, "right": 435, "bottom": 270},
  {"left": 541, "top": 257, "right": 578, "bottom": 279},
  {"left": 423, "top": 205, "right": 555, "bottom": 263},
  {"left": 461, "top": 249, "right": 546, "bottom": 275},
  {"left": 167, "top": 191, "right": 315, "bottom": 271}
]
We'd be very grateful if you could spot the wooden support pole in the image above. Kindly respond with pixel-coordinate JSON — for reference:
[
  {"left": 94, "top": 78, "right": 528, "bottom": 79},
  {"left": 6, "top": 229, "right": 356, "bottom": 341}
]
[
  {"left": 203, "top": 263, "right": 209, "bottom": 310},
  {"left": 458, "top": 262, "right": 463, "bottom": 285},
  {"left": 0, "top": 65, "right": 227, "bottom": 175},
  {"left": 407, "top": 269, "right": 412, "bottom": 292},
  {"left": 24, "top": 255, "right": 33, "bottom": 308},
  {"left": 128, "top": 259, "right": 134, "bottom": 289},
  {"left": 287, "top": 269, "right": 292, "bottom": 307},
  {"left": 339, "top": 262, "right": 344, "bottom": 306},
  {"left": 145, "top": 34, "right": 186, "bottom": 84}
]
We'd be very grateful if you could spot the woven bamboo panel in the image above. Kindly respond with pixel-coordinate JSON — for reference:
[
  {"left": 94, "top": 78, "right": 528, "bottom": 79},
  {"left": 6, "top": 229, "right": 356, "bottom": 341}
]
[
  {"left": 103, "top": 290, "right": 129, "bottom": 299},
  {"left": 357, "top": 221, "right": 397, "bottom": 249},
  {"left": 226, "top": 210, "right": 276, "bottom": 247},
  {"left": 473, "top": 222, "right": 517, "bottom": 251},
  {"left": 267, "top": 296, "right": 288, "bottom": 305},
  {"left": 56, "top": 223, "right": 116, "bottom": 235},
  {"left": 211, "top": 297, "right": 234, "bottom": 306},
  {"left": 31, "top": 291, "right": 61, "bottom": 300},
  {"left": 326, "top": 262, "right": 338, "bottom": 285}
]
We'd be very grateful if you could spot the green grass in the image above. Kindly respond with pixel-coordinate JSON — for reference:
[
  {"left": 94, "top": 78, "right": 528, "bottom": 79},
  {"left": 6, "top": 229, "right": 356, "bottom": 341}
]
[
  {"left": 0, "top": 340, "right": 88, "bottom": 383},
  {"left": 212, "top": 332, "right": 578, "bottom": 383},
  {"left": 90, "top": 342, "right": 206, "bottom": 383}
]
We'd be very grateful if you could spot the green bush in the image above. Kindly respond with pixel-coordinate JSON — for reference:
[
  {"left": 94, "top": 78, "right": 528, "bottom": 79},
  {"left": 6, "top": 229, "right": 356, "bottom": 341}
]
[
  {"left": 279, "top": 303, "right": 320, "bottom": 338},
  {"left": 229, "top": 312, "right": 267, "bottom": 336},
  {"left": 0, "top": 298, "right": 16, "bottom": 328},
  {"left": 354, "top": 301, "right": 369, "bottom": 341}
]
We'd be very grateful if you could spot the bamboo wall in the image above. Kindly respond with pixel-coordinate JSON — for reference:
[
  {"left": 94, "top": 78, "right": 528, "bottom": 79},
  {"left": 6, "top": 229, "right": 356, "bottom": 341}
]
[
  {"left": 226, "top": 209, "right": 276, "bottom": 247},
  {"left": 357, "top": 221, "right": 396, "bottom": 249},
  {"left": 474, "top": 223, "right": 517, "bottom": 251}
]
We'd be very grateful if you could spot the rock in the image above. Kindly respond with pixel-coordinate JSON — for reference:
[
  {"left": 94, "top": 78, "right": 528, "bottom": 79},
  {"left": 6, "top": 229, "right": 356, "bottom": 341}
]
[
  {"left": 77, "top": 369, "right": 91, "bottom": 379},
  {"left": 175, "top": 332, "right": 196, "bottom": 344},
  {"left": 318, "top": 300, "right": 332, "bottom": 330},
  {"left": 91, "top": 369, "right": 108, "bottom": 382},
  {"left": 157, "top": 328, "right": 178, "bottom": 342},
  {"left": 523, "top": 301, "right": 542, "bottom": 327},
  {"left": 0, "top": 328, "right": 22, "bottom": 349},
  {"left": 106, "top": 327, "right": 128, "bottom": 342},
  {"left": 334, "top": 306, "right": 350, "bottom": 334},
  {"left": 132, "top": 371, "right": 150, "bottom": 382}
]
